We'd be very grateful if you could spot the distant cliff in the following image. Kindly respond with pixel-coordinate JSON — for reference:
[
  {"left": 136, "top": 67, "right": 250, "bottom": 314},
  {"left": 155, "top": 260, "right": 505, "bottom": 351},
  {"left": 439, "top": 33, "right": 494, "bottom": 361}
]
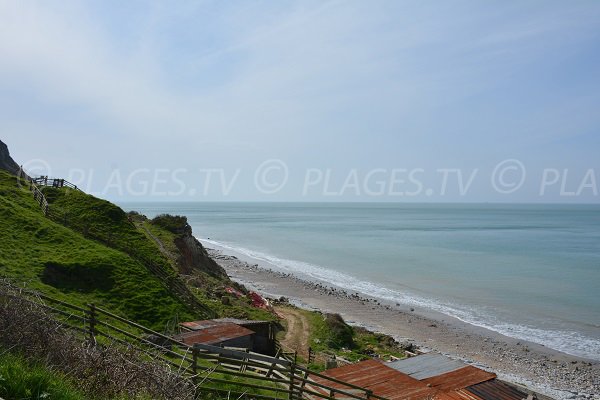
[
  {"left": 0, "top": 140, "right": 20, "bottom": 175},
  {"left": 175, "top": 231, "right": 228, "bottom": 279},
  {"left": 149, "top": 214, "right": 227, "bottom": 279}
]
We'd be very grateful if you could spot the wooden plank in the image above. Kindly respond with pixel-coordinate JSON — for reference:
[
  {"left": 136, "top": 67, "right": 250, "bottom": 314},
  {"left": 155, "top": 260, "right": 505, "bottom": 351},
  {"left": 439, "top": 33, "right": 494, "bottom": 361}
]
[
  {"left": 194, "top": 343, "right": 291, "bottom": 367},
  {"left": 200, "top": 376, "right": 290, "bottom": 396},
  {"left": 96, "top": 331, "right": 193, "bottom": 373},
  {"left": 94, "top": 320, "right": 194, "bottom": 364}
]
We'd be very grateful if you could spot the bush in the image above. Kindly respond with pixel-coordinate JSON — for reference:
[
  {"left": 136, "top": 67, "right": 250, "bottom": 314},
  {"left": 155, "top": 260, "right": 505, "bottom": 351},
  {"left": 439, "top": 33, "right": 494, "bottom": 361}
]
[
  {"left": 150, "top": 214, "right": 189, "bottom": 234},
  {"left": 127, "top": 210, "right": 147, "bottom": 222},
  {"left": 324, "top": 313, "right": 354, "bottom": 349},
  {"left": 0, "top": 284, "right": 195, "bottom": 400}
]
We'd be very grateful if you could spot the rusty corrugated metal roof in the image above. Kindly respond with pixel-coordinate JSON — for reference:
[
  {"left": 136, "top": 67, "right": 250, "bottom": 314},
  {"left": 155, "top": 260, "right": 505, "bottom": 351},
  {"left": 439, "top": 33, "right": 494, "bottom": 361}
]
[
  {"left": 213, "top": 318, "right": 270, "bottom": 326},
  {"left": 180, "top": 319, "right": 227, "bottom": 330},
  {"left": 388, "top": 353, "right": 466, "bottom": 379},
  {"left": 174, "top": 322, "right": 254, "bottom": 345},
  {"left": 442, "top": 390, "right": 482, "bottom": 400},
  {"left": 421, "top": 366, "right": 496, "bottom": 391},
  {"left": 464, "top": 379, "right": 528, "bottom": 400},
  {"left": 316, "top": 359, "right": 443, "bottom": 400},
  {"left": 180, "top": 318, "right": 270, "bottom": 331}
]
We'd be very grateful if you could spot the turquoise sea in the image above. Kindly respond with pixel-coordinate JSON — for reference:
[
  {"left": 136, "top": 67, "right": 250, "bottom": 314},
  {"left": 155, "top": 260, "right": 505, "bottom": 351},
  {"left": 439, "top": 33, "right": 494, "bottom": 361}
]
[{"left": 121, "top": 202, "right": 600, "bottom": 360}]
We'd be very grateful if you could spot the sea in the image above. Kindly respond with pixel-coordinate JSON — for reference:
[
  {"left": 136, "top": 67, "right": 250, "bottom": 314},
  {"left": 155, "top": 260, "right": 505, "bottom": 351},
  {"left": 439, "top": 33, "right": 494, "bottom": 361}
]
[{"left": 120, "top": 202, "right": 600, "bottom": 361}]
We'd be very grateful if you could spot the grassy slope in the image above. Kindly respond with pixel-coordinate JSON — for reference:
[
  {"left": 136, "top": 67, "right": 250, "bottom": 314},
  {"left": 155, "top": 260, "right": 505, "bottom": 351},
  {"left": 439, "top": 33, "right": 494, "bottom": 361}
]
[
  {"left": 41, "top": 185, "right": 179, "bottom": 277},
  {"left": 140, "top": 219, "right": 276, "bottom": 322},
  {"left": 289, "top": 306, "right": 406, "bottom": 366},
  {"left": 0, "top": 350, "right": 158, "bottom": 400},
  {"left": 0, "top": 171, "right": 195, "bottom": 330},
  {"left": 0, "top": 351, "right": 87, "bottom": 400}
]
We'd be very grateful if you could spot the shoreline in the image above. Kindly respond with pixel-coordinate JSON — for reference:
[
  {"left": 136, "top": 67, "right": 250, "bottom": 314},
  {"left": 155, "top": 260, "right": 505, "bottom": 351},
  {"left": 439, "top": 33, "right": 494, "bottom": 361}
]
[{"left": 204, "top": 245, "right": 599, "bottom": 400}]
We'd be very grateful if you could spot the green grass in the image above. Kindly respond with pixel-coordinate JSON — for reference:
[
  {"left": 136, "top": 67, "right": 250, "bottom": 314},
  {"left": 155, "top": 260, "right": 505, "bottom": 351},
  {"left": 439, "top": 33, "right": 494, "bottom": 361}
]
[
  {"left": 298, "top": 307, "right": 406, "bottom": 364},
  {"left": 0, "top": 170, "right": 279, "bottom": 330},
  {"left": 40, "top": 186, "right": 179, "bottom": 277},
  {"left": 0, "top": 351, "right": 86, "bottom": 400},
  {"left": 139, "top": 220, "right": 180, "bottom": 263},
  {"left": 0, "top": 171, "right": 195, "bottom": 330},
  {"left": 194, "top": 288, "right": 278, "bottom": 321}
]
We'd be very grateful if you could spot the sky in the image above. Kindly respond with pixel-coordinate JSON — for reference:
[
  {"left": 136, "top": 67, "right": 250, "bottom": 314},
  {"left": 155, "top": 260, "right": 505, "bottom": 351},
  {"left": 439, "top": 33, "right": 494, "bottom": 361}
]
[{"left": 1, "top": 0, "right": 599, "bottom": 202}]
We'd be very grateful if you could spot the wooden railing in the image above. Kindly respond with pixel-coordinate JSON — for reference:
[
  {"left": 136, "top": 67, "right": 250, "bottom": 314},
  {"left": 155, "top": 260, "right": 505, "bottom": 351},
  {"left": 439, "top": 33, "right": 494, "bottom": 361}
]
[
  {"left": 0, "top": 281, "right": 386, "bottom": 400},
  {"left": 15, "top": 169, "right": 79, "bottom": 216},
  {"left": 15, "top": 168, "right": 50, "bottom": 216},
  {"left": 32, "top": 175, "right": 80, "bottom": 190}
]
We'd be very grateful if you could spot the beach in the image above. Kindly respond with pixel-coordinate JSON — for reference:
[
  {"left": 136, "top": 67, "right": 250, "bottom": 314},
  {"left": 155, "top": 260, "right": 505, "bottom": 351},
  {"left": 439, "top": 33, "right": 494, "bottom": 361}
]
[{"left": 207, "top": 247, "right": 599, "bottom": 400}]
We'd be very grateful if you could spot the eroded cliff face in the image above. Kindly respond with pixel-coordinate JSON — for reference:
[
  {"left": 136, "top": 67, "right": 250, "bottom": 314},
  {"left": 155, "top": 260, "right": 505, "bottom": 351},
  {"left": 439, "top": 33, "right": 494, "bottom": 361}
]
[
  {"left": 174, "top": 230, "right": 228, "bottom": 279},
  {"left": 0, "top": 140, "right": 20, "bottom": 175}
]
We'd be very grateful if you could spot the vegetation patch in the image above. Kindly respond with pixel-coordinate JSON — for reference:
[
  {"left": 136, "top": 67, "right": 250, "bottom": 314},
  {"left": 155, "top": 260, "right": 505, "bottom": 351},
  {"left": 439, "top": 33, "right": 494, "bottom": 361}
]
[
  {"left": 324, "top": 313, "right": 355, "bottom": 349},
  {"left": 280, "top": 305, "right": 406, "bottom": 366},
  {"left": 41, "top": 260, "right": 115, "bottom": 292},
  {"left": 0, "top": 292, "right": 195, "bottom": 400},
  {"left": 150, "top": 214, "right": 189, "bottom": 234},
  {"left": 0, "top": 352, "right": 87, "bottom": 400}
]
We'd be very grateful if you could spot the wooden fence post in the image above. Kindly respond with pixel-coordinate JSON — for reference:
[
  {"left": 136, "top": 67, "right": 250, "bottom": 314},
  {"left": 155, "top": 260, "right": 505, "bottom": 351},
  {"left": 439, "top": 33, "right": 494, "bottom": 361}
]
[
  {"left": 288, "top": 362, "right": 296, "bottom": 400},
  {"left": 88, "top": 303, "right": 97, "bottom": 344},
  {"left": 192, "top": 344, "right": 199, "bottom": 384}
]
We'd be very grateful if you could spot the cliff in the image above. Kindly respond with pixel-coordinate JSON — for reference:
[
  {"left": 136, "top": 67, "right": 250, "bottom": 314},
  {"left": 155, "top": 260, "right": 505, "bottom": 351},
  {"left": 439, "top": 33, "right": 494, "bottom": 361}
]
[
  {"left": 149, "top": 214, "right": 227, "bottom": 279},
  {"left": 0, "top": 139, "right": 20, "bottom": 175},
  {"left": 175, "top": 231, "right": 228, "bottom": 279}
]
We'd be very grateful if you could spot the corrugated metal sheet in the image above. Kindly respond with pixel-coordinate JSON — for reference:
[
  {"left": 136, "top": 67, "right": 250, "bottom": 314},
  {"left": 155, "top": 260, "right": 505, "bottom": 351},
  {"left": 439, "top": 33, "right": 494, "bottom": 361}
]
[
  {"left": 316, "top": 359, "right": 443, "bottom": 400},
  {"left": 388, "top": 353, "right": 466, "bottom": 379},
  {"left": 452, "top": 389, "right": 484, "bottom": 400},
  {"left": 180, "top": 319, "right": 226, "bottom": 330},
  {"left": 465, "top": 379, "right": 528, "bottom": 400},
  {"left": 213, "top": 318, "right": 269, "bottom": 326},
  {"left": 421, "top": 366, "right": 496, "bottom": 391},
  {"left": 174, "top": 322, "right": 254, "bottom": 345},
  {"left": 181, "top": 318, "right": 270, "bottom": 330}
]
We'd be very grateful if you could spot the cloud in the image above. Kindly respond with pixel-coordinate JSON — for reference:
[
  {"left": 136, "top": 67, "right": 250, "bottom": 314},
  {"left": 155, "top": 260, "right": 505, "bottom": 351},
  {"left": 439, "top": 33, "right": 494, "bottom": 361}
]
[{"left": 0, "top": 0, "right": 599, "bottom": 201}]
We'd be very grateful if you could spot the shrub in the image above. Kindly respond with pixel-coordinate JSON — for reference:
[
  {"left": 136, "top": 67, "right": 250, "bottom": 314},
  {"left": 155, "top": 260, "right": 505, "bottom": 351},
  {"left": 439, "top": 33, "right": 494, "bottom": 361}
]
[
  {"left": 0, "top": 284, "right": 195, "bottom": 400},
  {"left": 150, "top": 214, "right": 189, "bottom": 234},
  {"left": 324, "top": 313, "right": 354, "bottom": 349}
]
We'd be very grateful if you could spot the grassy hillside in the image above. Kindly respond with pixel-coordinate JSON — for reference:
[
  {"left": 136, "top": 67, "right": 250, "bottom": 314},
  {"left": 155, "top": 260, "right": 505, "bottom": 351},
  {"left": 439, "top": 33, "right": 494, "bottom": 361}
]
[
  {"left": 0, "top": 169, "right": 279, "bottom": 331},
  {"left": 0, "top": 170, "right": 196, "bottom": 330},
  {"left": 41, "top": 186, "right": 178, "bottom": 274},
  {"left": 0, "top": 351, "right": 88, "bottom": 400}
]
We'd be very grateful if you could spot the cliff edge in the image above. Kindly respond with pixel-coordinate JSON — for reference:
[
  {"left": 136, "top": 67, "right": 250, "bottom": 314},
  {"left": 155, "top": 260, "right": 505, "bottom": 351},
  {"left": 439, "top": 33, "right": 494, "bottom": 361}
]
[
  {"left": 149, "top": 214, "right": 227, "bottom": 279},
  {"left": 0, "top": 140, "right": 20, "bottom": 175}
]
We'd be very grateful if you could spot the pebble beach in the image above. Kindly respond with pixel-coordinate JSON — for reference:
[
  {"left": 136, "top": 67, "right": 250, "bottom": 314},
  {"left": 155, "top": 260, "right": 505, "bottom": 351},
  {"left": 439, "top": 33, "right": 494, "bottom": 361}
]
[{"left": 208, "top": 248, "right": 599, "bottom": 400}]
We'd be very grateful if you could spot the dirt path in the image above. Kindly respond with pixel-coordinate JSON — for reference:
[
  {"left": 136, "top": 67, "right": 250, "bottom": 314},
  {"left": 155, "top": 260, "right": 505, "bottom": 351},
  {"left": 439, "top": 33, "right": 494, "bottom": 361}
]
[
  {"left": 139, "top": 224, "right": 177, "bottom": 262},
  {"left": 275, "top": 306, "right": 311, "bottom": 358}
]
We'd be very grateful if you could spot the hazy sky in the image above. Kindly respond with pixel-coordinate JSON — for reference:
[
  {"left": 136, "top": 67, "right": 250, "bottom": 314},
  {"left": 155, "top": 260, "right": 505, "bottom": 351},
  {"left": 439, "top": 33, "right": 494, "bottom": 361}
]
[{"left": 1, "top": 1, "right": 599, "bottom": 202}]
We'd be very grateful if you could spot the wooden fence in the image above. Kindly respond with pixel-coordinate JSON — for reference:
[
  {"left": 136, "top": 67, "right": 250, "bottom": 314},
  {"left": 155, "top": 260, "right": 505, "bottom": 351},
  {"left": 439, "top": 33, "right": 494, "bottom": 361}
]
[
  {"left": 32, "top": 176, "right": 80, "bottom": 190},
  {"left": 0, "top": 281, "right": 386, "bottom": 400}
]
